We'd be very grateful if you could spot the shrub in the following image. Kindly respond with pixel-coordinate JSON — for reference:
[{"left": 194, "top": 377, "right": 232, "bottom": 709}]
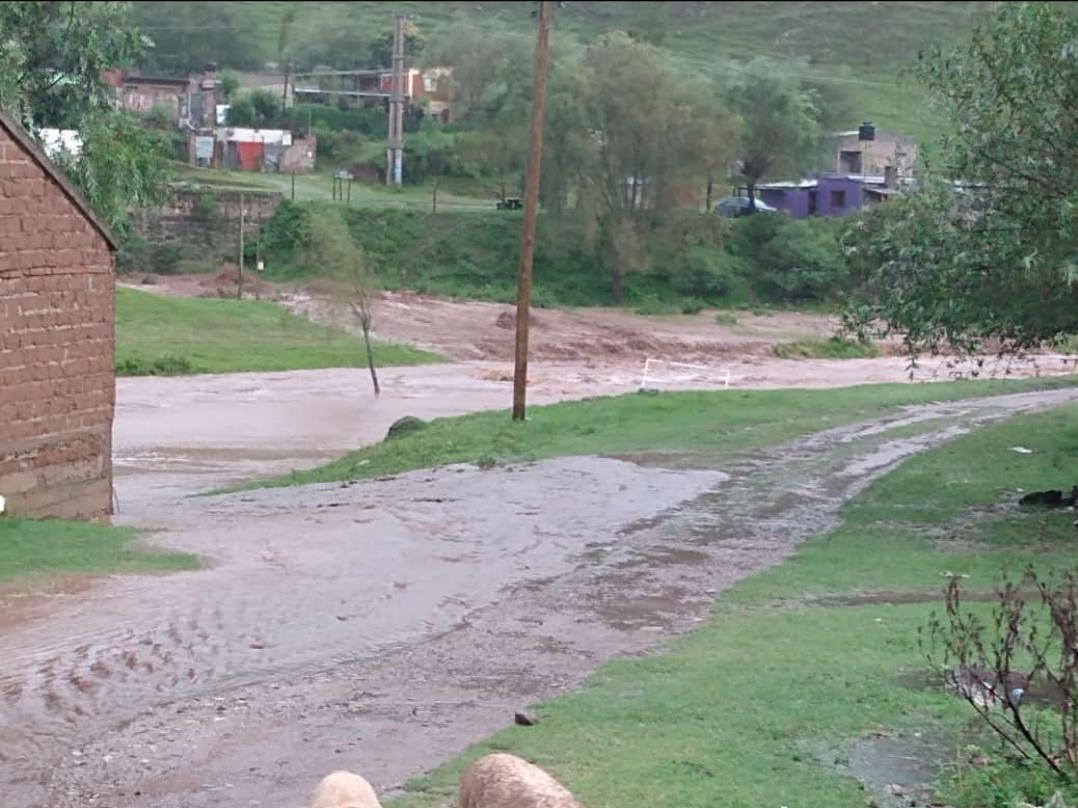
[
  {"left": 730, "top": 215, "right": 849, "bottom": 303},
  {"left": 667, "top": 245, "right": 743, "bottom": 300},
  {"left": 149, "top": 242, "right": 184, "bottom": 275}
]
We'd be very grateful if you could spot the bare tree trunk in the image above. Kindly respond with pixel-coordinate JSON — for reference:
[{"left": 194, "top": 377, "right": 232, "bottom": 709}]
[
  {"left": 361, "top": 320, "right": 380, "bottom": 396},
  {"left": 705, "top": 173, "right": 714, "bottom": 212},
  {"left": 432, "top": 174, "right": 438, "bottom": 213},
  {"left": 609, "top": 256, "right": 623, "bottom": 304},
  {"left": 747, "top": 180, "right": 757, "bottom": 213}
]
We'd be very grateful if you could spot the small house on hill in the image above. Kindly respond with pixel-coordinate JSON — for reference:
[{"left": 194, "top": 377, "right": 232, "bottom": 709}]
[{"left": 0, "top": 110, "right": 117, "bottom": 519}]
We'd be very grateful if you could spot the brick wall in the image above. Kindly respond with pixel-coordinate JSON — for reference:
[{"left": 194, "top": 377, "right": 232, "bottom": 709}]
[{"left": 0, "top": 126, "right": 115, "bottom": 519}]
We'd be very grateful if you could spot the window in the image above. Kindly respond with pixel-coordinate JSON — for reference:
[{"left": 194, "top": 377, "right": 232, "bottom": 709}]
[
  {"left": 830, "top": 189, "right": 846, "bottom": 208},
  {"left": 423, "top": 75, "right": 437, "bottom": 92}
]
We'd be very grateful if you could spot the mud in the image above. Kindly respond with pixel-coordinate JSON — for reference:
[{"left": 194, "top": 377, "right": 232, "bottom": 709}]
[{"left": 4, "top": 387, "right": 1078, "bottom": 807}]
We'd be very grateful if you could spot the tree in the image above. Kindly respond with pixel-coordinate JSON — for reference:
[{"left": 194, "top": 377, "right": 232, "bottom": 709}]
[
  {"left": 0, "top": 1, "right": 144, "bottom": 128},
  {"left": 0, "top": 1, "right": 170, "bottom": 236},
  {"left": 304, "top": 211, "right": 381, "bottom": 395},
  {"left": 226, "top": 89, "right": 280, "bottom": 128},
  {"left": 727, "top": 65, "right": 823, "bottom": 211},
  {"left": 131, "top": 1, "right": 264, "bottom": 73},
  {"left": 370, "top": 19, "right": 425, "bottom": 69},
  {"left": 844, "top": 2, "right": 1078, "bottom": 355},
  {"left": 218, "top": 69, "right": 240, "bottom": 102},
  {"left": 566, "top": 32, "right": 737, "bottom": 301},
  {"left": 422, "top": 24, "right": 531, "bottom": 122}
]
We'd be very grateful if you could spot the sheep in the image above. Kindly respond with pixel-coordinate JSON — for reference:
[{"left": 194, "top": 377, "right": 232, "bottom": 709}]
[
  {"left": 309, "top": 770, "right": 383, "bottom": 808},
  {"left": 458, "top": 753, "right": 581, "bottom": 808}
]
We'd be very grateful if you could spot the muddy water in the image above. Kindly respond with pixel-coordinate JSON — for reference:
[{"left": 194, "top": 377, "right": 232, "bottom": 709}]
[{"left": 3, "top": 387, "right": 1078, "bottom": 807}]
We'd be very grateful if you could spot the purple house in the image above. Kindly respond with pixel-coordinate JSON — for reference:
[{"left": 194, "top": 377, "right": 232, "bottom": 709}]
[{"left": 755, "top": 174, "right": 886, "bottom": 219}]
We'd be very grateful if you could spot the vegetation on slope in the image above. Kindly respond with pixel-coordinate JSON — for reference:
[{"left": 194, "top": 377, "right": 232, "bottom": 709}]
[{"left": 114, "top": 287, "right": 441, "bottom": 375}]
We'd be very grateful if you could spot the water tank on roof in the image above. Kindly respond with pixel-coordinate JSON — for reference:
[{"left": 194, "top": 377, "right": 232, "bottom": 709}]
[{"left": 858, "top": 121, "right": 876, "bottom": 142}]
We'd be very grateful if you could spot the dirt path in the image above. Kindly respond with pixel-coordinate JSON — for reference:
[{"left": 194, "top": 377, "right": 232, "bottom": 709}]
[{"left": 4, "top": 387, "right": 1077, "bottom": 807}]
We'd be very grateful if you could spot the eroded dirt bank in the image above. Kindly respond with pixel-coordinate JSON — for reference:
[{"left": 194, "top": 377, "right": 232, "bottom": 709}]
[{"left": 4, "top": 387, "right": 1077, "bottom": 807}]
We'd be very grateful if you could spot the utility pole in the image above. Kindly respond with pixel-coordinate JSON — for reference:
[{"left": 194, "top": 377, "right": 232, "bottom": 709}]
[
  {"left": 237, "top": 192, "right": 245, "bottom": 300},
  {"left": 386, "top": 13, "right": 405, "bottom": 187},
  {"left": 511, "top": 0, "right": 554, "bottom": 422}
]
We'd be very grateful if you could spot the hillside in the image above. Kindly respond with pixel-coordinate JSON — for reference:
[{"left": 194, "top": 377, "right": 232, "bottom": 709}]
[{"left": 135, "top": 1, "right": 986, "bottom": 145}]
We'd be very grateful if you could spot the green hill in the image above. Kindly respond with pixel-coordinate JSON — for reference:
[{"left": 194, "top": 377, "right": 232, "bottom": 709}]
[{"left": 135, "top": 1, "right": 986, "bottom": 144}]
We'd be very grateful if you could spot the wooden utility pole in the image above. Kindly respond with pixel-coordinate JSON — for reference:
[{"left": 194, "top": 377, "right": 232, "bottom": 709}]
[
  {"left": 237, "top": 192, "right": 245, "bottom": 300},
  {"left": 386, "top": 13, "right": 405, "bottom": 186},
  {"left": 511, "top": 0, "right": 554, "bottom": 421}
]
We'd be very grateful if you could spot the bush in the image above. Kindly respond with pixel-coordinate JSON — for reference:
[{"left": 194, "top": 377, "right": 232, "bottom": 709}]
[
  {"left": 312, "top": 126, "right": 366, "bottom": 168},
  {"left": 149, "top": 242, "right": 184, "bottom": 275},
  {"left": 667, "top": 245, "right": 743, "bottom": 300},
  {"left": 730, "top": 215, "right": 849, "bottom": 303},
  {"left": 282, "top": 104, "right": 386, "bottom": 137}
]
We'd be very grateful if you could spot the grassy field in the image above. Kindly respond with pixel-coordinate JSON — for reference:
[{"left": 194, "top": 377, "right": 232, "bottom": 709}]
[
  {"left": 252, "top": 376, "right": 1078, "bottom": 490},
  {"left": 174, "top": 164, "right": 496, "bottom": 212},
  {"left": 773, "top": 336, "right": 880, "bottom": 359},
  {"left": 115, "top": 287, "right": 441, "bottom": 375},
  {"left": 0, "top": 518, "right": 197, "bottom": 585},
  {"left": 391, "top": 402, "right": 1078, "bottom": 808}
]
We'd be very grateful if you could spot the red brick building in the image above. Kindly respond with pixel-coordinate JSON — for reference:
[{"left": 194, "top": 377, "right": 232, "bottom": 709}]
[{"left": 0, "top": 110, "right": 118, "bottom": 519}]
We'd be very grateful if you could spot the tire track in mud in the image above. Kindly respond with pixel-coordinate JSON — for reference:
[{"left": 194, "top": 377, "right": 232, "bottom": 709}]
[{"left": 5, "top": 387, "right": 1078, "bottom": 808}]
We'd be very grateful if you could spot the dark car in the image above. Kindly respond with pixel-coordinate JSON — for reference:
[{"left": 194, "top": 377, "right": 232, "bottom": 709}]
[{"left": 715, "top": 195, "right": 779, "bottom": 218}]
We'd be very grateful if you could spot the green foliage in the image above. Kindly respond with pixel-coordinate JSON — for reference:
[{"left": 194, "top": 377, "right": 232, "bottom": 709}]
[
  {"left": 729, "top": 215, "right": 848, "bottom": 303},
  {"left": 311, "top": 126, "right": 367, "bottom": 168},
  {"left": 217, "top": 69, "right": 239, "bottom": 102},
  {"left": 370, "top": 18, "right": 425, "bottom": 68},
  {"left": 0, "top": 2, "right": 171, "bottom": 237},
  {"left": 773, "top": 337, "right": 878, "bottom": 359},
  {"left": 148, "top": 241, "right": 183, "bottom": 275},
  {"left": 262, "top": 203, "right": 855, "bottom": 309},
  {"left": 0, "top": 1, "right": 145, "bottom": 128},
  {"left": 133, "top": 1, "right": 264, "bottom": 73},
  {"left": 666, "top": 246, "right": 743, "bottom": 300},
  {"left": 191, "top": 191, "right": 218, "bottom": 222},
  {"left": 845, "top": 2, "right": 1078, "bottom": 355},
  {"left": 281, "top": 103, "right": 386, "bottom": 136},
  {"left": 142, "top": 102, "right": 173, "bottom": 129},
  {"left": 51, "top": 111, "right": 172, "bottom": 238},
  {"left": 728, "top": 65, "right": 825, "bottom": 207},
  {"left": 226, "top": 88, "right": 281, "bottom": 127},
  {"left": 0, "top": 516, "right": 197, "bottom": 584}
]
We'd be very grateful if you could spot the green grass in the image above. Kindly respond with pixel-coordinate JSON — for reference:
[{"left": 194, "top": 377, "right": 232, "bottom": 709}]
[
  {"left": 173, "top": 163, "right": 496, "bottom": 212},
  {"left": 391, "top": 399, "right": 1078, "bottom": 808},
  {"left": 0, "top": 517, "right": 198, "bottom": 585},
  {"left": 773, "top": 336, "right": 881, "bottom": 359},
  {"left": 115, "top": 287, "right": 442, "bottom": 375},
  {"left": 252, "top": 376, "right": 1078, "bottom": 490}
]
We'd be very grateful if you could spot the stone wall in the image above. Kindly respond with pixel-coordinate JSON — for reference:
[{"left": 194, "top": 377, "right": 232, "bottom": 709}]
[
  {"left": 138, "top": 187, "right": 283, "bottom": 263},
  {"left": 0, "top": 125, "right": 115, "bottom": 519}
]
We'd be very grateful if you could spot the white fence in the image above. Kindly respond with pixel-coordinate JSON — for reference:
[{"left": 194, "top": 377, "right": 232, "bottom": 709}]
[{"left": 639, "top": 358, "right": 731, "bottom": 391}]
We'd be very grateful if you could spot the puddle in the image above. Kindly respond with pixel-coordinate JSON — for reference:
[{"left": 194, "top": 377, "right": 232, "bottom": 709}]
[{"left": 826, "top": 730, "right": 955, "bottom": 808}]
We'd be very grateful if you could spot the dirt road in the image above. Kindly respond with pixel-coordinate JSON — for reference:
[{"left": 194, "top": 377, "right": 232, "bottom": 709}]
[{"left": 5, "top": 386, "right": 1078, "bottom": 807}]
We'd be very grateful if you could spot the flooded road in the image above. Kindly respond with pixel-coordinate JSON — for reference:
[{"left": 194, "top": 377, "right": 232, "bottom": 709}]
[{"left": 3, "top": 382, "right": 1076, "bottom": 807}]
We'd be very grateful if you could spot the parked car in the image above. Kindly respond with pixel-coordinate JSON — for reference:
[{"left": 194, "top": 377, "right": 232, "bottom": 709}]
[{"left": 715, "top": 195, "right": 779, "bottom": 218}]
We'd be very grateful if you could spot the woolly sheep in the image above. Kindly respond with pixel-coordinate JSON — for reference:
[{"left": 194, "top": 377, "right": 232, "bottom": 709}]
[
  {"left": 309, "top": 770, "right": 383, "bottom": 808},
  {"left": 458, "top": 753, "right": 581, "bottom": 808}
]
